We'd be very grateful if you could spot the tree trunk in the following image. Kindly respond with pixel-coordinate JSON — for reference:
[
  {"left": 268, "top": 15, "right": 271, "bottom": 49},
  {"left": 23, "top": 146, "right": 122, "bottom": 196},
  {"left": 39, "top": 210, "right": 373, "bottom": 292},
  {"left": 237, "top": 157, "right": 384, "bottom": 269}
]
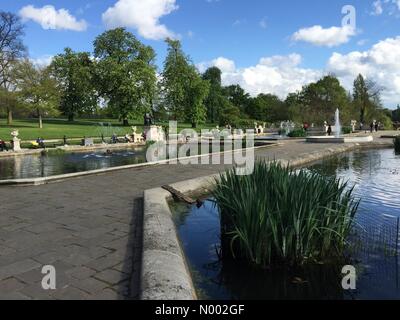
[
  {"left": 38, "top": 111, "right": 43, "bottom": 129},
  {"left": 123, "top": 119, "right": 129, "bottom": 126},
  {"left": 360, "top": 106, "right": 365, "bottom": 125},
  {"left": 192, "top": 122, "right": 197, "bottom": 129},
  {"left": 7, "top": 108, "right": 12, "bottom": 125},
  {"left": 68, "top": 114, "right": 74, "bottom": 122}
]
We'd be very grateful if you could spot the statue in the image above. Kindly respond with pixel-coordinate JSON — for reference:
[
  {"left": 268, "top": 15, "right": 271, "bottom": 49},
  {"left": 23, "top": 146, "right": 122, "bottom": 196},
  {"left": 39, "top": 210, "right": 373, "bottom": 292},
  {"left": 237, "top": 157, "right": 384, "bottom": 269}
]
[
  {"left": 351, "top": 120, "right": 357, "bottom": 133},
  {"left": 131, "top": 126, "right": 137, "bottom": 134},
  {"left": 11, "top": 129, "right": 19, "bottom": 139},
  {"left": 11, "top": 129, "right": 21, "bottom": 151}
]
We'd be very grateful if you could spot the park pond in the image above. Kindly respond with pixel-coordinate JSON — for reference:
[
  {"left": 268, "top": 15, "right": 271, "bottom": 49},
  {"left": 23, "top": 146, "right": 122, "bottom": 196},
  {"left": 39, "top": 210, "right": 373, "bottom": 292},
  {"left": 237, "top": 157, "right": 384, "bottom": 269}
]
[
  {"left": 171, "top": 148, "right": 400, "bottom": 300},
  {"left": 0, "top": 141, "right": 266, "bottom": 180}
]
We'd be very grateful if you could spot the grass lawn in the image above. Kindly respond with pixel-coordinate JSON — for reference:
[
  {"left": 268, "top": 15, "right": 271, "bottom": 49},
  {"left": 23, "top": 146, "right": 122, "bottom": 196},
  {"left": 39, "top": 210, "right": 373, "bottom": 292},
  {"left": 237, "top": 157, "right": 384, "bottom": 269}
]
[{"left": 0, "top": 118, "right": 218, "bottom": 141}]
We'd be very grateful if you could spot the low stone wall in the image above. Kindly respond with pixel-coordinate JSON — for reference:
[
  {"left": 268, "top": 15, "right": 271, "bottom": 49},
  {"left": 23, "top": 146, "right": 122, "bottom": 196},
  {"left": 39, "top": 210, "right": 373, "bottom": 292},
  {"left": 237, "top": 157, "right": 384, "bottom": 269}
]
[{"left": 141, "top": 176, "right": 217, "bottom": 300}]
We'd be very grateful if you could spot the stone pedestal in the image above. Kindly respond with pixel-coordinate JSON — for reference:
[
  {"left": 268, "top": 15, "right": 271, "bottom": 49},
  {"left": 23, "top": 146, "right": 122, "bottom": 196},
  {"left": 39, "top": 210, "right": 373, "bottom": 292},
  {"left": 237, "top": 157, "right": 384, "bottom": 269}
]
[
  {"left": 132, "top": 133, "right": 143, "bottom": 144},
  {"left": 144, "top": 126, "right": 165, "bottom": 142},
  {"left": 12, "top": 138, "right": 21, "bottom": 152}
]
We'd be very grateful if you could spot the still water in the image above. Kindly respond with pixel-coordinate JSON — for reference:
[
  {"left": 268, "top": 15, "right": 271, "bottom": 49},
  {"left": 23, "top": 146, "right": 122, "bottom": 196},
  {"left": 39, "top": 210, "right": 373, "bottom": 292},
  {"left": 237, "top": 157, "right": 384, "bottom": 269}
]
[
  {"left": 0, "top": 147, "right": 147, "bottom": 180},
  {"left": 172, "top": 148, "right": 400, "bottom": 300}
]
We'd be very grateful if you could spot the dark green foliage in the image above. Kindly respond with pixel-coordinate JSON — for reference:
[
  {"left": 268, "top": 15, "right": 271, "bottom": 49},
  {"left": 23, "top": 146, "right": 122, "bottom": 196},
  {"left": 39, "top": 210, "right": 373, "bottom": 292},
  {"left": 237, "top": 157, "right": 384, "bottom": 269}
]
[
  {"left": 394, "top": 136, "right": 400, "bottom": 154},
  {"left": 94, "top": 28, "right": 157, "bottom": 125},
  {"left": 51, "top": 48, "right": 97, "bottom": 122},
  {"left": 342, "top": 127, "right": 352, "bottom": 134},
  {"left": 288, "top": 129, "right": 306, "bottom": 137}
]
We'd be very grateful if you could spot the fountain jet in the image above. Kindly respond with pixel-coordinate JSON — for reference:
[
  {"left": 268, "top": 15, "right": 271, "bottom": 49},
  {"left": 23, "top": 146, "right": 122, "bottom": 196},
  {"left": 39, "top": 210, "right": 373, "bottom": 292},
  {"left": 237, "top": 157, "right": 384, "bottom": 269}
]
[{"left": 334, "top": 108, "right": 342, "bottom": 138}]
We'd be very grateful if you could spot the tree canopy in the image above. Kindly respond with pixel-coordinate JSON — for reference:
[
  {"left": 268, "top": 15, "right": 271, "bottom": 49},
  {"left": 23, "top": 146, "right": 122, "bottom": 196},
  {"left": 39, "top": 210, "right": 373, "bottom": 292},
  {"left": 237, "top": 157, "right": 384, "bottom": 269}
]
[
  {"left": 94, "top": 28, "right": 157, "bottom": 126},
  {"left": 0, "top": 11, "right": 26, "bottom": 124},
  {"left": 51, "top": 48, "right": 97, "bottom": 122},
  {"left": 15, "top": 59, "right": 60, "bottom": 128},
  {"left": 161, "top": 38, "right": 209, "bottom": 127}
]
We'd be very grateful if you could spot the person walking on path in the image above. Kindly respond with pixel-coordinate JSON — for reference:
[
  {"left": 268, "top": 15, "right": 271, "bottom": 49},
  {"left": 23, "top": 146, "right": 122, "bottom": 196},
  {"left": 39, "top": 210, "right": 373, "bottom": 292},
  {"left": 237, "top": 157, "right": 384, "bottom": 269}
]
[{"left": 327, "top": 125, "right": 332, "bottom": 136}]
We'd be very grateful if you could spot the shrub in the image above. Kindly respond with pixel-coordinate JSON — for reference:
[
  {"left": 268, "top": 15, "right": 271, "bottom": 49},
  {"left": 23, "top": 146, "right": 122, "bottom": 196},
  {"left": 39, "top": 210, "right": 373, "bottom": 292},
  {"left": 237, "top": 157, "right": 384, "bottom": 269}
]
[
  {"left": 288, "top": 129, "right": 306, "bottom": 138},
  {"left": 342, "top": 127, "right": 352, "bottom": 135},
  {"left": 394, "top": 136, "right": 400, "bottom": 154},
  {"left": 212, "top": 161, "right": 359, "bottom": 268}
]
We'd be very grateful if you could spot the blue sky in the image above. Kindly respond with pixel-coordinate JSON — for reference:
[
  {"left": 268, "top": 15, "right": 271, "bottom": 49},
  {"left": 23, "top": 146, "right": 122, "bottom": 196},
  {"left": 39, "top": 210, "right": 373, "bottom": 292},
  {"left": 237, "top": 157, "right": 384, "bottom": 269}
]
[{"left": 2, "top": 0, "right": 400, "bottom": 107}]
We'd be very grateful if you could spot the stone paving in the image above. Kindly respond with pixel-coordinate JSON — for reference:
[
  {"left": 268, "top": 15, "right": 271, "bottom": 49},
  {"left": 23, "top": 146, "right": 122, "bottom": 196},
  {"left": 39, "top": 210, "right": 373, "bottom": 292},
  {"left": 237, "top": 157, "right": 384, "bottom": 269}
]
[{"left": 0, "top": 138, "right": 394, "bottom": 299}]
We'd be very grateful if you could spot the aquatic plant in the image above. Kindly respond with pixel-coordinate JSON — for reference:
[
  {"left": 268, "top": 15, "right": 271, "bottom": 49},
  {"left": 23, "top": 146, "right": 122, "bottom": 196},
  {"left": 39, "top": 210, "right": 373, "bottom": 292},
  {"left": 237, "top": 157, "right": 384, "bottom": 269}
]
[
  {"left": 212, "top": 161, "right": 359, "bottom": 268},
  {"left": 394, "top": 136, "right": 400, "bottom": 154}
]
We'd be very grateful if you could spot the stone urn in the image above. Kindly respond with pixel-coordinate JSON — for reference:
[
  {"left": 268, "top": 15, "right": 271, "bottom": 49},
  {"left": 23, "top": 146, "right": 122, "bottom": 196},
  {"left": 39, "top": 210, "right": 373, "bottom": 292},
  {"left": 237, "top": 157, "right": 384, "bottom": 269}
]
[{"left": 11, "top": 130, "right": 21, "bottom": 151}]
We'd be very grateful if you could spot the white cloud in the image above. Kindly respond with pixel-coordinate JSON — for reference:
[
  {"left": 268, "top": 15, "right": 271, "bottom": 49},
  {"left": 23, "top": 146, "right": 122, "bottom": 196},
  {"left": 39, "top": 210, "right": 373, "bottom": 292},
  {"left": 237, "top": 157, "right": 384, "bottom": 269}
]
[
  {"left": 198, "top": 54, "right": 322, "bottom": 99},
  {"left": 292, "top": 25, "right": 356, "bottom": 47},
  {"left": 102, "top": 0, "right": 178, "bottom": 40},
  {"left": 327, "top": 36, "right": 400, "bottom": 105},
  {"left": 30, "top": 55, "right": 54, "bottom": 67},
  {"left": 19, "top": 5, "right": 87, "bottom": 31},
  {"left": 197, "top": 57, "right": 236, "bottom": 73},
  {"left": 197, "top": 37, "right": 400, "bottom": 106}
]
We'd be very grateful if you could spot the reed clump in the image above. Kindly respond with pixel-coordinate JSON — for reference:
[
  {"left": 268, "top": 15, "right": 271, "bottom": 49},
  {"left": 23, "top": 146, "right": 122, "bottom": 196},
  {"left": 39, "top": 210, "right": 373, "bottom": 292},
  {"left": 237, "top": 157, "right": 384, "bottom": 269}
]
[{"left": 212, "top": 161, "right": 359, "bottom": 268}]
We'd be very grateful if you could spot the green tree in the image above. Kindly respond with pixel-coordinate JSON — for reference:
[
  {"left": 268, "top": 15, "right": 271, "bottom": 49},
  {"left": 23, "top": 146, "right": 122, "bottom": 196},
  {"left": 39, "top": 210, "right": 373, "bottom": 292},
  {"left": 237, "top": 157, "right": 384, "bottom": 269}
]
[
  {"left": 247, "top": 93, "right": 287, "bottom": 123},
  {"left": 299, "top": 75, "right": 352, "bottom": 124},
  {"left": 161, "top": 39, "right": 190, "bottom": 121},
  {"left": 223, "top": 84, "right": 251, "bottom": 115},
  {"left": 393, "top": 105, "right": 400, "bottom": 122},
  {"left": 202, "top": 66, "right": 224, "bottom": 123},
  {"left": 219, "top": 100, "right": 241, "bottom": 127},
  {"left": 51, "top": 48, "right": 97, "bottom": 122},
  {"left": 353, "top": 74, "right": 382, "bottom": 125},
  {"left": 185, "top": 66, "right": 209, "bottom": 127},
  {"left": 94, "top": 28, "right": 157, "bottom": 126},
  {"left": 0, "top": 11, "right": 26, "bottom": 124},
  {"left": 285, "top": 92, "right": 304, "bottom": 123},
  {"left": 162, "top": 39, "right": 209, "bottom": 127},
  {"left": 14, "top": 60, "right": 60, "bottom": 128}
]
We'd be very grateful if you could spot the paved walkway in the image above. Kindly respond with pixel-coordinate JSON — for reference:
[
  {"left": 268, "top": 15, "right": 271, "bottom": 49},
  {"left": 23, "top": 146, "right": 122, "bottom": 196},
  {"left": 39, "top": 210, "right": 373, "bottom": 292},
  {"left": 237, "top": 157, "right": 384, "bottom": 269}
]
[{"left": 0, "top": 138, "right": 394, "bottom": 299}]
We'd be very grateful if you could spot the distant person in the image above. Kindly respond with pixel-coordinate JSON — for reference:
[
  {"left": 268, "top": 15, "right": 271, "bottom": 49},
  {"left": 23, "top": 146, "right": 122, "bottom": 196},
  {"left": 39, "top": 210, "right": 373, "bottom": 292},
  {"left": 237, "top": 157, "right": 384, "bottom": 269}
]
[
  {"left": 105, "top": 149, "right": 113, "bottom": 156},
  {"left": 370, "top": 122, "right": 374, "bottom": 133},
  {"left": 303, "top": 122, "right": 309, "bottom": 132},
  {"left": 375, "top": 122, "right": 379, "bottom": 132},
  {"left": 111, "top": 134, "right": 118, "bottom": 144},
  {"left": 36, "top": 137, "right": 45, "bottom": 148},
  {"left": 0, "top": 139, "right": 8, "bottom": 152},
  {"left": 327, "top": 125, "right": 332, "bottom": 136}
]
